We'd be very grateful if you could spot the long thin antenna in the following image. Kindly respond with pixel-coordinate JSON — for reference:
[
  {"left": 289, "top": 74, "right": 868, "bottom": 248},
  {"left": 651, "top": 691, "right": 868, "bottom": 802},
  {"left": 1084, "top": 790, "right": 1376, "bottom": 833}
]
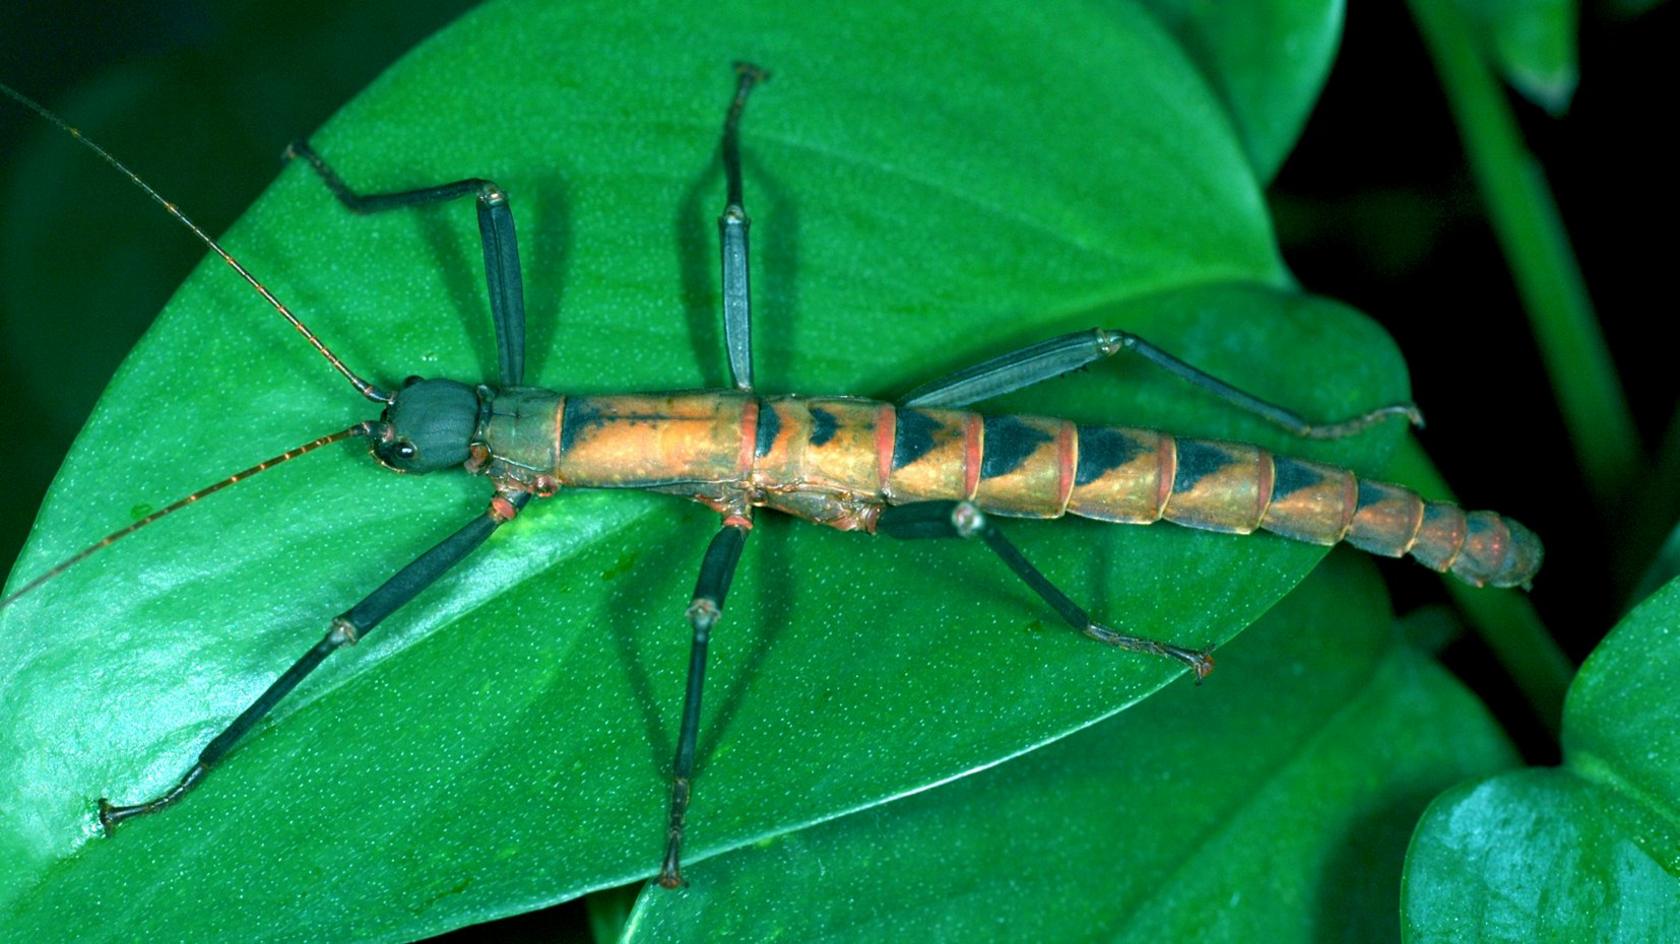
[
  {"left": 0, "top": 423, "right": 376, "bottom": 611},
  {"left": 0, "top": 81, "right": 391, "bottom": 404}
]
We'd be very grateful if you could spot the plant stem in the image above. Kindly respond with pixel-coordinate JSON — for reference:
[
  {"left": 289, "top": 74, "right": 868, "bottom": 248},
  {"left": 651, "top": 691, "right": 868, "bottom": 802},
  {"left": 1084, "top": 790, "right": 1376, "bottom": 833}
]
[{"left": 1407, "top": 0, "right": 1642, "bottom": 517}]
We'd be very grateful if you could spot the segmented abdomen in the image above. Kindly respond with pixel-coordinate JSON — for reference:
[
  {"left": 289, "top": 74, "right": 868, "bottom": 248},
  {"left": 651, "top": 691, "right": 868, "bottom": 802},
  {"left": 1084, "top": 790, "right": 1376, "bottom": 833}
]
[{"left": 878, "top": 407, "right": 1541, "bottom": 589}]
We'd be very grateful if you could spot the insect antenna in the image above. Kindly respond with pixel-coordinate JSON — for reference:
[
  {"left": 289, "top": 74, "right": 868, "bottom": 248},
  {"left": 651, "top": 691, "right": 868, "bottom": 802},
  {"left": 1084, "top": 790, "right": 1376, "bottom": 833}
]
[
  {"left": 0, "top": 422, "right": 377, "bottom": 611},
  {"left": 0, "top": 81, "right": 391, "bottom": 404}
]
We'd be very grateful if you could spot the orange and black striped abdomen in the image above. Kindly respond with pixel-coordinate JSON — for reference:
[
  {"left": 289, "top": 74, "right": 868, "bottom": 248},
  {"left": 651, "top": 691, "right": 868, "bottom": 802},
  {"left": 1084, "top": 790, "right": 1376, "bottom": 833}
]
[
  {"left": 883, "top": 407, "right": 971, "bottom": 503},
  {"left": 1065, "top": 429, "right": 1541, "bottom": 588},
  {"left": 882, "top": 409, "right": 1078, "bottom": 518},
  {"left": 972, "top": 415, "right": 1078, "bottom": 518},
  {"left": 879, "top": 410, "right": 1539, "bottom": 589}
]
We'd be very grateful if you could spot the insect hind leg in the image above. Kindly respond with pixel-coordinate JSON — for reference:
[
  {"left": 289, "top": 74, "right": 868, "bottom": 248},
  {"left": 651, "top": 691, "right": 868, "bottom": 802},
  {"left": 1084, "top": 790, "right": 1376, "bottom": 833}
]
[
  {"left": 284, "top": 140, "right": 528, "bottom": 387},
  {"left": 875, "top": 501, "right": 1213, "bottom": 680},
  {"left": 900, "top": 327, "right": 1422, "bottom": 439}
]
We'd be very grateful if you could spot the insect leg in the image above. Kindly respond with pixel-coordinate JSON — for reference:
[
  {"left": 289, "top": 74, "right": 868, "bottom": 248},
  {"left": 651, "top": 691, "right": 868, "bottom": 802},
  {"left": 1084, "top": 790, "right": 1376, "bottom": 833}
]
[
  {"left": 876, "top": 501, "right": 1213, "bottom": 679},
  {"left": 284, "top": 141, "right": 527, "bottom": 386},
  {"left": 717, "top": 62, "right": 770, "bottom": 391},
  {"left": 659, "top": 515, "right": 751, "bottom": 889},
  {"left": 901, "top": 328, "right": 1421, "bottom": 439},
  {"left": 97, "top": 492, "right": 530, "bottom": 834}
]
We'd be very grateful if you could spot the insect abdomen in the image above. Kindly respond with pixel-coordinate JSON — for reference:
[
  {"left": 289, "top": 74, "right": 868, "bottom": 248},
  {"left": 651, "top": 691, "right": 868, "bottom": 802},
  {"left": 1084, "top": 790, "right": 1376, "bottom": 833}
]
[{"left": 884, "top": 408, "right": 1541, "bottom": 589}]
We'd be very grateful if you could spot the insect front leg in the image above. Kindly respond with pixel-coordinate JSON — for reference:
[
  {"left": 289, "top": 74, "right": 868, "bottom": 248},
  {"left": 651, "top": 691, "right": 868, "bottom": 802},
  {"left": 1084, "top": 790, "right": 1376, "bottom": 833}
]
[
  {"left": 283, "top": 140, "right": 529, "bottom": 387},
  {"left": 98, "top": 492, "right": 530, "bottom": 833},
  {"left": 901, "top": 327, "right": 1421, "bottom": 439},
  {"left": 659, "top": 514, "right": 751, "bottom": 889},
  {"left": 876, "top": 500, "right": 1213, "bottom": 679}
]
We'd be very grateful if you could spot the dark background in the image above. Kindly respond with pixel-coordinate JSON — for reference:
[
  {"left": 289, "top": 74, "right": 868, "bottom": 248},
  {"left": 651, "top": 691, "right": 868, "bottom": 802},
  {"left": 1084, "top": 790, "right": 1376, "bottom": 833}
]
[{"left": 1, "top": 1, "right": 1674, "bottom": 940}]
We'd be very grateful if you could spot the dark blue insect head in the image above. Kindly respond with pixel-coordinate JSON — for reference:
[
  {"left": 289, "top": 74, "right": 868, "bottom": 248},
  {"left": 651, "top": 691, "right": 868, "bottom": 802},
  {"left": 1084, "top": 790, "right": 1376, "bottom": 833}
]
[{"left": 372, "top": 377, "right": 479, "bottom": 474}]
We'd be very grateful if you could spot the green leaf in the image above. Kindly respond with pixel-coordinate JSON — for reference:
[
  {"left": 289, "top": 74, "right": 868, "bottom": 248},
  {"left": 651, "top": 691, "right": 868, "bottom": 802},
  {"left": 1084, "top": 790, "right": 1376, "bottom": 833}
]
[
  {"left": 1403, "top": 578, "right": 1680, "bottom": 942},
  {"left": 624, "top": 555, "right": 1517, "bottom": 941},
  {"left": 1452, "top": 0, "right": 1579, "bottom": 114},
  {"left": 0, "top": 1, "right": 1411, "bottom": 940},
  {"left": 1139, "top": 0, "right": 1345, "bottom": 181}
]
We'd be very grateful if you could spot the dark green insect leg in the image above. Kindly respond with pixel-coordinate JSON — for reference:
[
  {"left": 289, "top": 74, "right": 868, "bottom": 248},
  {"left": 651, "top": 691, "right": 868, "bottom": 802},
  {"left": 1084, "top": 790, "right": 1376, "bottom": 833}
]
[
  {"left": 285, "top": 140, "right": 527, "bottom": 387},
  {"left": 659, "top": 517, "right": 750, "bottom": 889},
  {"left": 97, "top": 492, "right": 530, "bottom": 834},
  {"left": 900, "top": 328, "right": 1420, "bottom": 439},
  {"left": 875, "top": 501, "right": 1213, "bottom": 678},
  {"left": 717, "top": 62, "right": 770, "bottom": 392}
]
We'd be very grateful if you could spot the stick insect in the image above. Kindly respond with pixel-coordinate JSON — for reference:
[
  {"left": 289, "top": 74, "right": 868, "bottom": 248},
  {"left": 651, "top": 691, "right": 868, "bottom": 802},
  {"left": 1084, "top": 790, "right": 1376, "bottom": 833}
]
[{"left": 0, "top": 63, "right": 1540, "bottom": 892}]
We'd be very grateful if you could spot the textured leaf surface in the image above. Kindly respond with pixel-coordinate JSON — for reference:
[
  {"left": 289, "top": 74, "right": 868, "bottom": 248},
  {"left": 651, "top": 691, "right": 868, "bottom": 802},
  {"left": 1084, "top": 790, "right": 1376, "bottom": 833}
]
[
  {"left": 0, "top": 1, "right": 1410, "bottom": 940},
  {"left": 1141, "top": 0, "right": 1344, "bottom": 180},
  {"left": 625, "top": 556, "right": 1516, "bottom": 942},
  {"left": 1403, "top": 578, "right": 1680, "bottom": 942}
]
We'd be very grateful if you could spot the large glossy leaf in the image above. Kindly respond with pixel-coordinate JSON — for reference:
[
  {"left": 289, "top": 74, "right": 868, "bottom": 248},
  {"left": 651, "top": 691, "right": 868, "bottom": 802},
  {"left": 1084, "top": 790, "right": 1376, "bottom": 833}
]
[
  {"left": 624, "top": 555, "right": 1517, "bottom": 941},
  {"left": 0, "top": 1, "right": 1411, "bottom": 940},
  {"left": 1140, "top": 0, "right": 1345, "bottom": 181},
  {"left": 1402, "top": 577, "right": 1680, "bottom": 942}
]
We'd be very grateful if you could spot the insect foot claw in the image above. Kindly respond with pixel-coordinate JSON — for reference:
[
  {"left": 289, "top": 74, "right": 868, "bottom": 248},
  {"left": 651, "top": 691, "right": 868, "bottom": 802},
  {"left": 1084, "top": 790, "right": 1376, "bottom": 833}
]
[
  {"left": 732, "top": 61, "right": 771, "bottom": 85},
  {"left": 1151, "top": 641, "right": 1214, "bottom": 684},
  {"left": 95, "top": 797, "right": 129, "bottom": 837},
  {"left": 97, "top": 795, "right": 159, "bottom": 835},
  {"left": 1182, "top": 646, "right": 1216, "bottom": 685},
  {"left": 658, "top": 830, "right": 689, "bottom": 889}
]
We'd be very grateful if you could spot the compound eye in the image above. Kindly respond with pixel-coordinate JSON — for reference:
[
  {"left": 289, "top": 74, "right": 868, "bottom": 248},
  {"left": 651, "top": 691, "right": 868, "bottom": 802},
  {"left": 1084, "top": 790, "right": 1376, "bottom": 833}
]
[{"left": 395, "top": 441, "right": 418, "bottom": 461}]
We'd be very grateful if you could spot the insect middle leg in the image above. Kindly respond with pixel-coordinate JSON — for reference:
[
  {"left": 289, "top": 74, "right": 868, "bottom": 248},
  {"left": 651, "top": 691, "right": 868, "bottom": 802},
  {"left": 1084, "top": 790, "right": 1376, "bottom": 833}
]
[
  {"left": 876, "top": 500, "right": 1213, "bottom": 679},
  {"left": 98, "top": 492, "right": 530, "bottom": 832},
  {"left": 653, "top": 64, "right": 771, "bottom": 888},
  {"left": 284, "top": 140, "right": 528, "bottom": 386},
  {"left": 659, "top": 514, "right": 751, "bottom": 888},
  {"left": 718, "top": 61, "right": 770, "bottom": 391},
  {"left": 901, "top": 327, "right": 1422, "bottom": 439}
]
